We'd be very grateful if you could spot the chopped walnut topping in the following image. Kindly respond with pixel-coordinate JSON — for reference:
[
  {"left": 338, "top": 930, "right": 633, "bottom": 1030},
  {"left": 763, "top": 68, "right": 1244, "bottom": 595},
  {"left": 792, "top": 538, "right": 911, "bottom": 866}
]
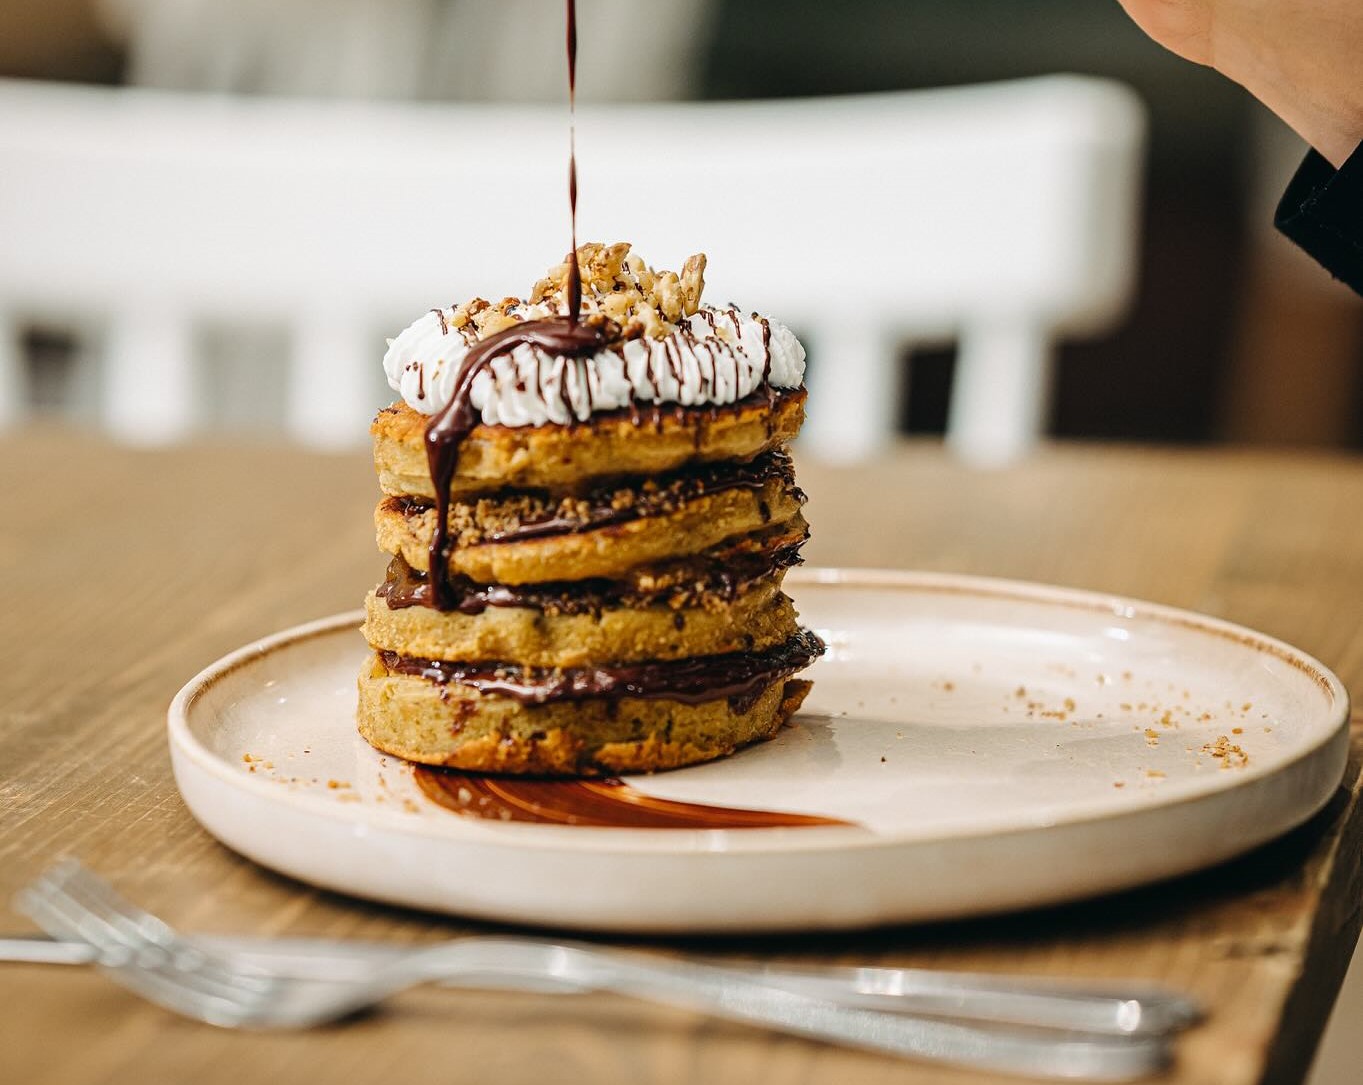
[
  {"left": 450, "top": 298, "right": 487, "bottom": 332},
  {"left": 680, "top": 254, "right": 706, "bottom": 312},
  {"left": 461, "top": 242, "right": 706, "bottom": 343}
]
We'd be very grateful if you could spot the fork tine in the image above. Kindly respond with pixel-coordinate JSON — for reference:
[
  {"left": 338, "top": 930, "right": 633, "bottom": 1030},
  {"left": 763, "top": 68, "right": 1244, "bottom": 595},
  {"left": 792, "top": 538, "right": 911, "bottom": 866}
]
[
  {"left": 23, "top": 860, "right": 178, "bottom": 960},
  {"left": 64, "top": 883, "right": 276, "bottom": 997},
  {"left": 52, "top": 861, "right": 218, "bottom": 965},
  {"left": 50, "top": 864, "right": 198, "bottom": 957},
  {"left": 19, "top": 863, "right": 276, "bottom": 1000},
  {"left": 105, "top": 959, "right": 256, "bottom": 1028},
  {"left": 48, "top": 861, "right": 181, "bottom": 949},
  {"left": 114, "top": 945, "right": 274, "bottom": 1021},
  {"left": 51, "top": 868, "right": 276, "bottom": 999},
  {"left": 23, "top": 865, "right": 419, "bottom": 1030},
  {"left": 16, "top": 880, "right": 252, "bottom": 1025},
  {"left": 15, "top": 878, "right": 134, "bottom": 963}
]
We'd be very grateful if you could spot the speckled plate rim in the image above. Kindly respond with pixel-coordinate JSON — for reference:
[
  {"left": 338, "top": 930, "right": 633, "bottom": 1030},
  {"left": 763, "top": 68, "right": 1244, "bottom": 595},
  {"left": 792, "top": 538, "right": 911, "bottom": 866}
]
[{"left": 167, "top": 567, "right": 1351, "bottom": 857}]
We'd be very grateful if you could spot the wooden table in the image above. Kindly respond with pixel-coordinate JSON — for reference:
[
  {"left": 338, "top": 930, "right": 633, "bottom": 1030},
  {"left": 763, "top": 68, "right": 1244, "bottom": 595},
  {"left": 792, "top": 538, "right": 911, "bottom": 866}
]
[{"left": 3, "top": 429, "right": 1362, "bottom": 1085}]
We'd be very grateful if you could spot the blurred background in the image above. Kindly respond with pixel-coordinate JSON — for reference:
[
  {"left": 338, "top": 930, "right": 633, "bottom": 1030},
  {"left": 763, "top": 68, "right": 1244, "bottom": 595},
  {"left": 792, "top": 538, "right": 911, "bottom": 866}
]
[{"left": 2, "top": 0, "right": 1361, "bottom": 451}]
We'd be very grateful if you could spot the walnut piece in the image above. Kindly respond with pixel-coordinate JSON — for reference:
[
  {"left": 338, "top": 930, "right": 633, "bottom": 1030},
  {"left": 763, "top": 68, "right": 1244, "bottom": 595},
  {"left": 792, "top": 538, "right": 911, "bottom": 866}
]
[{"left": 451, "top": 243, "right": 707, "bottom": 343}]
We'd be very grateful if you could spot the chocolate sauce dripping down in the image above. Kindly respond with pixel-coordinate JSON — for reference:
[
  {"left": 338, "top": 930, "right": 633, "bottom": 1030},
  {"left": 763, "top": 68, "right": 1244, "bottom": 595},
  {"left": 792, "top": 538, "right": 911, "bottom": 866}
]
[
  {"left": 379, "top": 531, "right": 807, "bottom": 614},
  {"left": 399, "top": 449, "right": 798, "bottom": 557},
  {"left": 380, "top": 628, "right": 826, "bottom": 708},
  {"left": 759, "top": 316, "right": 773, "bottom": 383},
  {"left": 424, "top": 318, "right": 609, "bottom": 608},
  {"left": 759, "top": 316, "right": 775, "bottom": 406},
  {"left": 566, "top": 0, "right": 582, "bottom": 323}
]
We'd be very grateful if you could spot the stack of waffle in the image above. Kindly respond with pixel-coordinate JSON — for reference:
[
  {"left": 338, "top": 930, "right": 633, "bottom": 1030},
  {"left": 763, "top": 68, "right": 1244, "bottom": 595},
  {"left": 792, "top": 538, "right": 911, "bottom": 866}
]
[{"left": 356, "top": 244, "right": 823, "bottom": 776}]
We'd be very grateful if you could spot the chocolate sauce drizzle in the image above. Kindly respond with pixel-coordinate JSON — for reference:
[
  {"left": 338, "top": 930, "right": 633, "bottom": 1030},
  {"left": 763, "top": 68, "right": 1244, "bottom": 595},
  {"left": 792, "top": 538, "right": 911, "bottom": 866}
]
[
  {"left": 424, "top": 319, "right": 611, "bottom": 608},
  {"left": 380, "top": 629, "right": 825, "bottom": 709},
  {"left": 406, "top": 449, "right": 795, "bottom": 551},
  {"left": 379, "top": 534, "right": 806, "bottom": 615},
  {"left": 412, "top": 770, "right": 853, "bottom": 829}
]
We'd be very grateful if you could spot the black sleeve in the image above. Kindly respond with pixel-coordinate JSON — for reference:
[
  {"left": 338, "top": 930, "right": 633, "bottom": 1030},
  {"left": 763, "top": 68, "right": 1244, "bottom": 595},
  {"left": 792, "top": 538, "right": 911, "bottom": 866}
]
[{"left": 1275, "top": 141, "right": 1363, "bottom": 295}]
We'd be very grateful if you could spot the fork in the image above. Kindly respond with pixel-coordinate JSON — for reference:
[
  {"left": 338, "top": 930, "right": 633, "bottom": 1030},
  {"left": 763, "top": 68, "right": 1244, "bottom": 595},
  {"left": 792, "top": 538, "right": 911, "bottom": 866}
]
[
  {"left": 15, "top": 861, "right": 1184, "bottom": 1081},
  {"left": 7, "top": 861, "right": 1202, "bottom": 1037},
  {"left": 1, "top": 932, "right": 1201, "bottom": 1038}
]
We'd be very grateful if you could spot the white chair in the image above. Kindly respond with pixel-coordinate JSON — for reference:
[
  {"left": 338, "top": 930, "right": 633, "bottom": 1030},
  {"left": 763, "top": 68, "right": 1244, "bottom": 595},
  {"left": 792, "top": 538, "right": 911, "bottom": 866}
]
[
  {"left": 100, "top": 0, "right": 717, "bottom": 103},
  {"left": 0, "top": 75, "right": 1144, "bottom": 462}
]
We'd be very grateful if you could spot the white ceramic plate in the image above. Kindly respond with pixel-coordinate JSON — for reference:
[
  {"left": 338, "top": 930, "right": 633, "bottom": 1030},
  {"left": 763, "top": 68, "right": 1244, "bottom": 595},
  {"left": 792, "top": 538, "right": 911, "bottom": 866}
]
[{"left": 168, "top": 568, "right": 1350, "bottom": 933}]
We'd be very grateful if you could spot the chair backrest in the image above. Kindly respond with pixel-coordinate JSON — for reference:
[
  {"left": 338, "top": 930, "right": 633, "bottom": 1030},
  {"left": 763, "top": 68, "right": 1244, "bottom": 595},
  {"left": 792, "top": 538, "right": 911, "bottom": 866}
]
[{"left": 0, "top": 75, "right": 1145, "bottom": 458}]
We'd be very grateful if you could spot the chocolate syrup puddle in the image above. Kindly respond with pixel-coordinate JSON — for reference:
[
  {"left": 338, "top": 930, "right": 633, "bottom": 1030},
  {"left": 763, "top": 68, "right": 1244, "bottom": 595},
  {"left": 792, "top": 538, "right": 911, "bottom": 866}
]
[{"left": 412, "top": 769, "right": 852, "bottom": 829}]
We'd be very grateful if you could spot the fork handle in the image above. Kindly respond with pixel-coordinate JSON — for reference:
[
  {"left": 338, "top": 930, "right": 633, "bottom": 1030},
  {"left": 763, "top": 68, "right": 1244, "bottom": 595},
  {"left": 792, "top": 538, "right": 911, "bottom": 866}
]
[
  {"left": 0, "top": 933, "right": 1199, "bottom": 1041},
  {"left": 722, "top": 962, "right": 1199, "bottom": 1037},
  {"left": 412, "top": 942, "right": 1169, "bottom": 1081},
  {"left": 557, "top": 949, "right": 1170, "bottom": 1081},
  {"left": 410, "top": 937, "right": 1196, "bottom": 1039}
]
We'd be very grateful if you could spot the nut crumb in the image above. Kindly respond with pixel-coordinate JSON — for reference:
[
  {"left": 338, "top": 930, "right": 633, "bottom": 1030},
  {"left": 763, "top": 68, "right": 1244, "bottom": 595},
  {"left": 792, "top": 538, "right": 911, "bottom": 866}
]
[{"left": 1200, "top": 735, "right": 1249, "bottom": 768}]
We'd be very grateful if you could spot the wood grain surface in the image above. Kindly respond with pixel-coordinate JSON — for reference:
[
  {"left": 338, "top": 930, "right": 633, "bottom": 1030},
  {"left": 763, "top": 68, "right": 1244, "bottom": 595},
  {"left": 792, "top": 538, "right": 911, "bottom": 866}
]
[{"left": 3, "top": 427, "right": 1362, "bottom": 1085}]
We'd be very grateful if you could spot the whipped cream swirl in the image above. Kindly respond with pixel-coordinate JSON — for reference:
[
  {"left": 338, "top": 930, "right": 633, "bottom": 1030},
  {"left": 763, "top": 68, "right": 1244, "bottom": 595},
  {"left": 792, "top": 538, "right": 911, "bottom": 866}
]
[{"left": 383, "top": 304, "right": 805, "bottom": 425}]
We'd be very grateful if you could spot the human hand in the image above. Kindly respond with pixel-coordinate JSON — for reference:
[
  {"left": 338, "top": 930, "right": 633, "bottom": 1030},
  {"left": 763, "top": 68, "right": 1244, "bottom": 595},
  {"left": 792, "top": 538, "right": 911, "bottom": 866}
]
[{"left": 1116, "top": 0, "right": 1363, "bottom": 166}]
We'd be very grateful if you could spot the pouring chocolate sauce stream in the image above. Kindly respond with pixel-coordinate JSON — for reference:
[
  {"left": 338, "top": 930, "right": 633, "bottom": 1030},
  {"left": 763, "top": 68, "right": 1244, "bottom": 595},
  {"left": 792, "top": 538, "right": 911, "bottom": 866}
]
[
  {"left": 423, "top": 0, "right": 605, "bottom": 609},
  {"left": 566, "top": 0, "right": 582, "bottom": 322}
]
